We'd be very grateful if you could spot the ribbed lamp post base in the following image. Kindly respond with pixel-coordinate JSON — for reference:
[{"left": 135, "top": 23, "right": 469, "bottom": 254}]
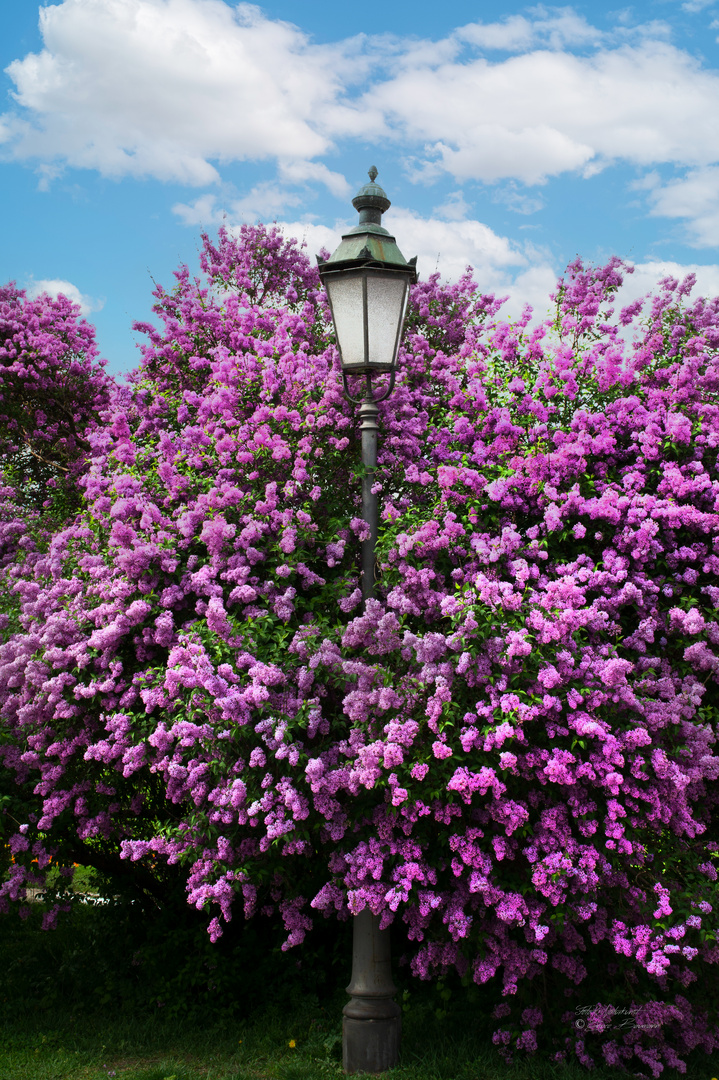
[
  {"left": 343, "top": 1014, "right": 401, "bottom": 1075},
  {"left": 342, "top": 908, "right": 401, "bottom": 1074}
]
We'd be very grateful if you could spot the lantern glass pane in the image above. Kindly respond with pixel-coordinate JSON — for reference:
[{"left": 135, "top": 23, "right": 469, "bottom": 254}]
[
  {"left": 366, "top": 273, "right": 408, "bottom": 369},
  {"left": 326, "top": 273, "right": 366, "bottom": 367}
]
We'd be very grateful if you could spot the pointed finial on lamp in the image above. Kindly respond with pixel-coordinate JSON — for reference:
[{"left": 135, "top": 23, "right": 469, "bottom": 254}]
[{"left": 352, "top": 168, "right": 390, "bottom": 226}]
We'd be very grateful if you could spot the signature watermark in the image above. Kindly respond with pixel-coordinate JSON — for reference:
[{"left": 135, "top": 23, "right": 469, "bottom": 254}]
[{"left": 574, "top": 1004, "right": 661, "bottom": 1032}]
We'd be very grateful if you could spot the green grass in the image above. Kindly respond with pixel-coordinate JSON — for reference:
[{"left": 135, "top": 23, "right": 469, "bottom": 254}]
[
  {"left": 2, "top": 895, "right": 719, "bottom": 1080},
  {"left": 0, "top": 1004, "right": 673, "bottom": 1080}
]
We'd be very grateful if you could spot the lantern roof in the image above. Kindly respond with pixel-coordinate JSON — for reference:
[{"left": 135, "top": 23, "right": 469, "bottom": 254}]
[{"left": 318, "top": 167, "right": 417, "bottom": 280}]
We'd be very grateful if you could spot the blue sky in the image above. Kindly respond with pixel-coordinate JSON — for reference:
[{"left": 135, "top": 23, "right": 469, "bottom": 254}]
[{"left": 2, "top": 0, "right": 719, "bottom": 375}]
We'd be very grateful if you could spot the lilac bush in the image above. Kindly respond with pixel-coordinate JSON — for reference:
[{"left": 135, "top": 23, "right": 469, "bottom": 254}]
[
  {"left": 0, "top": 283, "right": 113, "bottom": 523},
  {"left": 0, "top": 282, "right": 113, "bottom": 881},
  {"left": 1, "top": 227, "right": 719, "bottom": 1073}
]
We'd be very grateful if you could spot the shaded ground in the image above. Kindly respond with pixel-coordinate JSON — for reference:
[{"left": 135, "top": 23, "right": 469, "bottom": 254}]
[{"left": 2, "top": 888, "right": 718, "bottom": 1080}]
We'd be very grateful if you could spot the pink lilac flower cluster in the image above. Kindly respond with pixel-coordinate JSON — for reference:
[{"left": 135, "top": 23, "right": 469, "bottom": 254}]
[
  {"left": 1, "top": 226, "right": 719, "bottom": 1074},
  {"left": 0, "top": 283, "right": 112, "bottom": 533}
]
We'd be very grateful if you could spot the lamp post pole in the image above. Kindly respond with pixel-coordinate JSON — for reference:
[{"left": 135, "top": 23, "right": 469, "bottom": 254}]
[
  {"left": 360, "top": 388, "right": 380, "bottom": 604},
  {"left": 341, "top": 381, "right": 400, "bottom": 1075},
  {"left": 317, "top": 168, "right": 417, "bottom": 1074}
]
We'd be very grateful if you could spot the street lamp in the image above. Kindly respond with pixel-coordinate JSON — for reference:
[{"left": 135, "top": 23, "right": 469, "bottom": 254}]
[{"left": 317, "top": 168, "right": 417, "bottom": 1075}]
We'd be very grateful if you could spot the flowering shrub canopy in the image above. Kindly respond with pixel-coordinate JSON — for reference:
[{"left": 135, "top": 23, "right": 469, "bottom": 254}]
[
  {"left": 2, "top": 226, "right": 719, "bottom": 1074},
  {"left": 0, "top": 284, "right": 112, "bottom": 506}
]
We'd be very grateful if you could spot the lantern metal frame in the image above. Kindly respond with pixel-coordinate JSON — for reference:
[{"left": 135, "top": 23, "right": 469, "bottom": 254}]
[{"left": 318, "top": 260, "right": 414, "bottom": 404}]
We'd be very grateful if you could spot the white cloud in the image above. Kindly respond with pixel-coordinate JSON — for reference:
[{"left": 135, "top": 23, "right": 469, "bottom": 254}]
[
  {"left": 277, "top": 161, "right": 350, "bottom": 200},
  {"left": 4, "top": 1, "right": 719, "bottom": 251},
  {"left": 362, "top": 41, "right": 719, "bottom": 185},
  {"left": 173, "top": 179, "right": 326, "bottom": 226},
  {"left": 172, "top": 192, "right": 223, "bottom": 227},
  {"left": 387, "top": 207, "right": 526, "bottom": 278},
  {"left": 456, "top": 10, "right": 603, "bottom": 52},
  {"left": 2, "top": 0, "right": 719, "bottom": 201},
  {"left": 230, "top": 182, "right": 305, "bottom": 221},
  {"left": 644, "top": 167, "right": 719, "bottom": 246},
  {"left": 682, "top": 0, "right": 716, "bottom": 12},
  {"left": 608, "top": 259, "right": 719, "bottom": 336},
  {"left": 276, "top": 220, "right": 344, "bottom": 263},
  {"left": 433, "top": 190, "right": 472, "bottom": 221},
  {"left": 629, "top": 260, "right": 719, "bottom": 301},
  {"left": 492, "top": 183, "right": 545, "bottom": 215},
  {"left": 2, "top": 0, "right": 346, "bottom": 184},
  {"left": 26, "top": 278, "right": 103, "bottom": 316}
]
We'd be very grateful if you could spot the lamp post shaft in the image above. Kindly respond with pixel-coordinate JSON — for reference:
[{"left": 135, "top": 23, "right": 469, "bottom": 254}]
[
  {"left": 359, "top": 396, "right": 379, "bottom": 604},
  {"left": 343, "top": 391, "right": 401, "bottom": 1075}
]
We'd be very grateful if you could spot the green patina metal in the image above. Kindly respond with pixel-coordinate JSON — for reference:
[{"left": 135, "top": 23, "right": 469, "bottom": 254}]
[{"left": 318, "top": 166, "right": 417, "bottom": 278}]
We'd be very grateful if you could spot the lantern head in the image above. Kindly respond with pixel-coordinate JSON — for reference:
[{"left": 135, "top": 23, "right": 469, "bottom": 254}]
[{"left": 317, "top": 167, "right": 418, "bottom": 375}]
